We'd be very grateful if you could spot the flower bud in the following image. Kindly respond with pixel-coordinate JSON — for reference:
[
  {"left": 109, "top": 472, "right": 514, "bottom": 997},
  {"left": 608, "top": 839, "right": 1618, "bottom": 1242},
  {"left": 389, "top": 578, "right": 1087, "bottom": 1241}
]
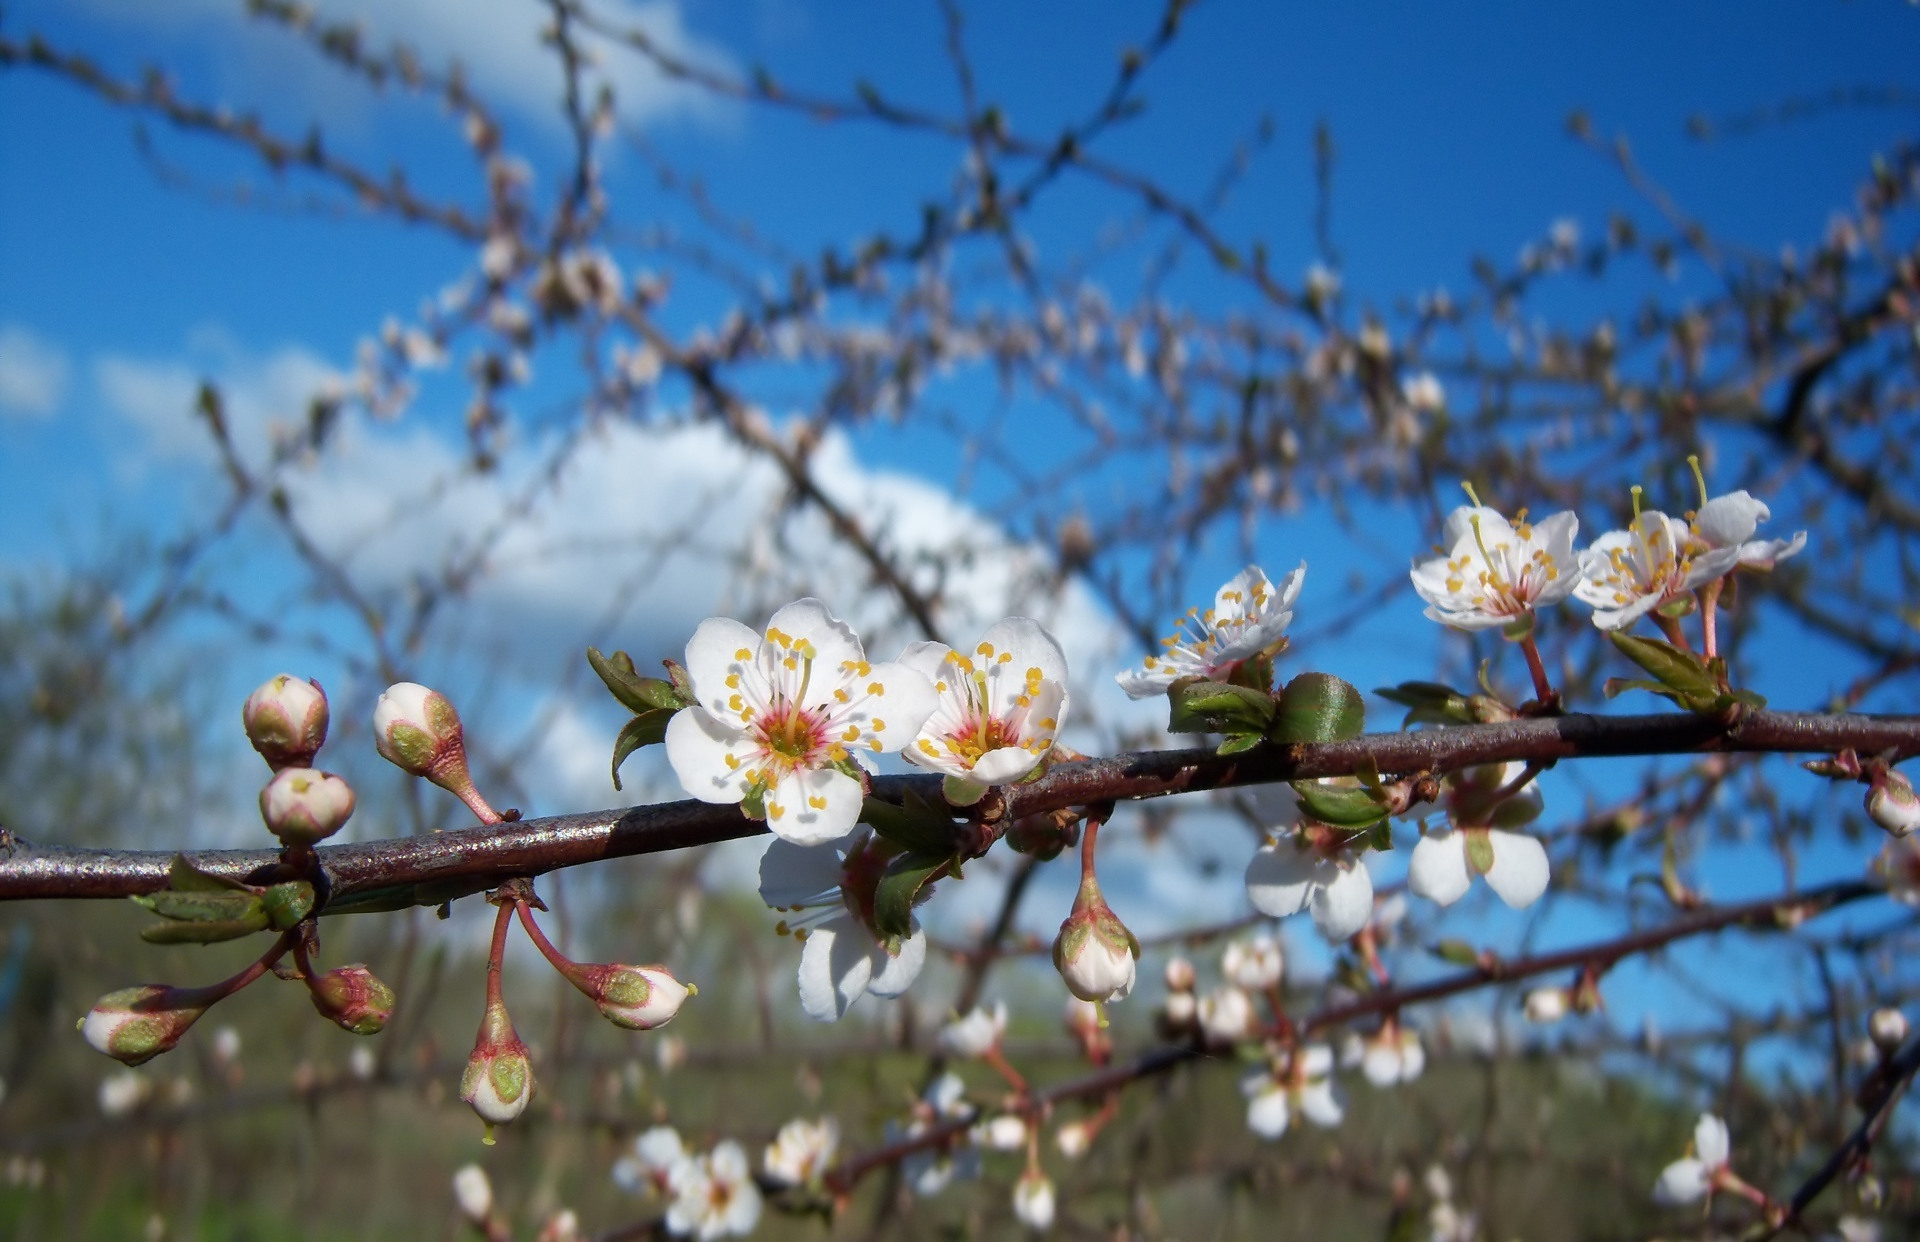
[
  {"left": 1162, "top": 990, "right": 1197, "bottom": 1027},
  {"left": 1055, "top": 1120, "right": 1091, "bottom": 1160},
  {"left": 1012, "top": 1169, "right": 1056, "bottom": 1231},
  {"left": 80, "top": 985, "right": 208, "bottom": 1066},
  {"left": 976, "top": 1114, "right": 1027, "bottom": 1151},
  {"left": 1868, "top": 769, "right": 1920, "bottom": 838},
  {"left": 258, "top": 767, "right": 356, "bottom": 846},
  {"left": 451, "top": 1163, "right": 493, "bottom": 1225},
  {"left": 1222, "top": 934, "right": 1284, "bottom": 991},
  {"left": 1197, "top": 986, "right": 1254, "bottom": 1045},
  {"left": 242, "top": 674, "right": 330, "bottom": 770},
  {"left": 1523, "top": 987, "right": 1570, "bottom": 1024},
  {"left": 373, "top": 681, "right": 468, "bottom": 785},
  {"left": 569, "top": 963, "right": 692, "bottom": 1031},
  {"left": 536, "top": 1209, "right": 580, "bottom": 1242},
  {"left": 1870, "top": 1007, "right": 1908, "bottom": 1053},
  {"left": 461, "top": 996, "right": 534, "bottom": 1128},
  {"left": 308, "top": 964, "right": 397, "bottom": 1035},
  {"left": 1052, "top": 878, "right": 1139, "bottom": 1004},
  {"left": 1163, "top": 956, "right": 1197, "bottom": 992}
]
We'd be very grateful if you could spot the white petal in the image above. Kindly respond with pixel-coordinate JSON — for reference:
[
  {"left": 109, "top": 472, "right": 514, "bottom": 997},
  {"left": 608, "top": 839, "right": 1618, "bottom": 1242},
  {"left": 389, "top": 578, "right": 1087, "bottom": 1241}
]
[
  {"left": 969, "top": 746, "right": 1042, "bottom": 785},
  {"left": 1693, "top": 1112, "right": 1730, "bottom": 1167},
  {"left": 765, "top": 598, "right": 865, "bottom": 683},
  {"left": 1398, "top": 1036, "right": 1426, "bottom": 1081},
  {"left": 1244, "top": 842, "right": 1317, "bottom": 918},
  {"left": 1245, "top": 1083, "right": 1290, "bottom": 1139},
  {"left": 1297, "top": 1080, "right": 1345, "bottom": 1128},
  {"left": 1695, "top": 491, "right": 1766, "bottom": 549},
  {"left": 766, "top": 766, "right": 864, "bottom": 846},
  {"left": 977, "top": 617, "right": 1069, "bottom": 709},
  {"left": 1737, "top": 530, "right": 1805, "bottom": 569},
  {"left": 757, "top": 835, "right": 848, "bottom": 908},
  {"left": 1362, "top": 1043, "right": 1400, "bottom": 1087},
  {"left": 832, "top": 660, "right": 939, "bottom": 755},
  {"left": 1679, "top": 543, "right": 1744, "bottom": 591},
  {"left": 1309, "top": 858, "right": 1375, "bottom": 941},
  {"left": 664, "top": 708, "right": 753, "bottom": 805},
  {"left": 683, "top": 616, "right": 764, "bottom": 717},
  {"left": 866, "top": 922, "right": 927, "bottom": 997},
  {"left": 1653, "top": 1157, "right": 1710, "bottom": 1205},
  {"left": 1297, "top": 1044, "right": 1335, "bottom": 1077},
  {"left": 1114, "top": 667, "right": 1175, "bottom": 699},
  {"left": 895, "top": 640, "right": 953, "bottom": 682},
  {"left": 796, "top": 916, "right": 873, "bottom": 1022},
  {"left": 1482, "top": 830, "right": 1550, "bottom": 908},
  {"left": 1408, "top": 832, "right": 1472, "bottom": 906}
]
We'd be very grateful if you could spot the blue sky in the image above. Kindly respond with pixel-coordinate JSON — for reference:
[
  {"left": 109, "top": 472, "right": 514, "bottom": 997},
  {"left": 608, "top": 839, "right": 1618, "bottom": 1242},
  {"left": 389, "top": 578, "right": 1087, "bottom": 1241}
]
[{"left": 2, "top": 0, "right": 1917, "bottom": 1055}]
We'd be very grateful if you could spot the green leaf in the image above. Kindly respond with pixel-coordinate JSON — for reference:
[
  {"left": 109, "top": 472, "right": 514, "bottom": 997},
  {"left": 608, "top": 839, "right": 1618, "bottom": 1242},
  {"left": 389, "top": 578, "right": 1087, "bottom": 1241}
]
[
  {"left": 1500, "top": 612, "right": 1536, "bottom": 642},
  {"left": 167, "top": 855, "right": 250, "bottom": 893},
  {"left": 140, "top": 918, "right": 273, "bottom": 945},
  {"left": 261, "top": 881, "right": 316, "bottom": 929},
  {"left": 587, "top": 647, "right": 687, "bottom": 714},
  {"left": 861, "top": 792, "right": 958, "bottom": 857},
  {"left": 1292, "top": 780, "right": 1388, "bottom": 828},
  {"left": 872, "top": 852, "right": 949, "bottom": 939},
  {"left": 1269, "top": 673, "right": 1366, "bottom": 745},
  {"left": 1374, "top": 681, "right": 1476, "bottom": 727},
  {"left": 1607, "top": 632, "right": 1718, "bottom": 697},
  {"left": 1167, "top": 678, "right": 1276, "bottom": 735},
  {"left": 1215, "top": 732, "right": 1265, "bottom": 756},
  {"left": 610, "top": 708, "right": 676, "bottom": 791},
  {"left": 133, "top": 889, "right": 266, "bottom": 925},
  {"left": 1465, "top": 830, "right": 1495, "bottom": 874},
  {"left": 1432, "top": 939, "right": 1481, "bottom": 967}
]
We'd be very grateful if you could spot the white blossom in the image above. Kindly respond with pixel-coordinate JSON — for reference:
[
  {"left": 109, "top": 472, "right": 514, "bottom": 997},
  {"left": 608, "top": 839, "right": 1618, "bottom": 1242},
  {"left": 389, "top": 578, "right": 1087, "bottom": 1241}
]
[
  {"left": 452, "top": 1164, "right": 493, "bottom": 1225},
  {"left": 939, "top": 1002, "right": 1008, "bottom": 1059},
  {"left": 1342, "top": 1022, "right": 1426, "bottom": 1087},
  {"left": 900, "top": 618, "right": 1069, "bottom": 804},
  {"left": 1692, "top": 489, "right": 1805, "bottom": 570},
  {"left": 1012, "top": 1170, "right": 1057, "bottom": 1231},
  {"left": 1524, "top": 988, "right": 1570, "bottom": 1024},
  {"left": 759, "top": 832, "right": 928, "bottom": 1022},
  {"left": 1409, "top": 827, "right": 1549, "bottom": 909},
  {"left": 1410, "top": 505, "right": 1581, "bottom": 631},
  {"left": 665, "top": 1141, "right": 763, "bottom": 1240},
  {"left": 1115, "top": 565, "right": 1304, "bottom": 698},
  {"left": 763, "top": 1116, "right": 839, "bottom": 1187},
  {"left": 1241, "top": 1045, "right": 1343, "bottom": 1139},
  {"left": 1222, "top": 933, "right": 1285, "bottom": 991},
  {"left": 668, "top": 599, "right": 938, "bottom": 845},
  {"left": 1575, "top": 509, "right": 1742, "bottom": 630},
  {"left": 1245, "top": 834, "right": 1375, "bottom": 941},
  {"left": 1652, "top": 1112, "right": 1732, "bottom": 1206},
  {"left": 1198, "top": 986, "right": 1257, "bottom": 1044}
]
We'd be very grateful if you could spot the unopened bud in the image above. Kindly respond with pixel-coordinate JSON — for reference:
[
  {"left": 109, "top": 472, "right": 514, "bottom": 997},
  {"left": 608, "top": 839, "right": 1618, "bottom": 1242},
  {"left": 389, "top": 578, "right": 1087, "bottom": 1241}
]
[
  {"left": 1197, "top": 986, "right": 1255, "bottom": 1044},
  {"left": 1523, "top": 987, "right": 1570, "bottom": 1025},
  {"left": 259, "top": 767, "right": 356, "bottom": 846},
  {"left": 1163, "top": 990, "right": 1197, "bottom": 1027},
  {"left": 536, "top": 1209, "right": 580, "bottom": 1242},
  {"left": 373, "top": 681, "right": 468, "bottom": 784},
  {"left": 451, "top": 1163, "right": 493, "bottom": 1225},
  {"left": 569, "top": 963, "right": 692, "bottom": 1031},
  {"left": 242, "top": 674, "right": 329, "bottom": 770},
  {"left": 1870, "top": 1007, "right": 1908, "bottom": 1053},
  {"left": 1012, "top": 1169, "right": 1056, "bottom": 1231},
  {"left": 1222, "top": 934, "right": 1284, "bottom": 991},
  {"left": 80, "top": 985, "right": 208, "bottom": 1066},
  {"left": 1052, "top": 877, "right": 1139, "bottom": 1003},
  {"left": 1055, "top": 1119, "right": 1091, "bottom": 1160},
  {"left": 1163, "top": 956, "right": 1196, "bottom": 992},
  {"left": 308, "top": 964, "right": 397, "bottom": 1035},
  {"left": 461, "top": 997, "right": 534, "bottom": 1128},
  {"left": 976, "top": 1114, "right": 1027, "bottom": 1150},
  {"left": 1868, "top": 769, "right": 1920, "bottom": 838}
]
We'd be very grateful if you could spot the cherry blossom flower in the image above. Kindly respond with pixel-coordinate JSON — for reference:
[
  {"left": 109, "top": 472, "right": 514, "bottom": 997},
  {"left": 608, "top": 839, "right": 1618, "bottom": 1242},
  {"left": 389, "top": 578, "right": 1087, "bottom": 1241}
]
[
  {"left": 975, "top": 1115, "right": 1027, "bottom": 1151},
  {"left": 1115, "top": 565, "right": 1305, "bottom": 698},
  {"left": 667, "top": 599, "right": 938, "bottom": 846},
  {"left": 939, "top": 1002, "right": 1008, "bottom": 1059},
  {"left": 1652, "top": 1113, "right": 1733, "bottom": 1206},
  {"left": 1408, "top": 763, "right": 1550, "bottom": 909},
  {"left": 1524, "top": 987, "right": 1571, "bottom": 1025},
  {"left": 1575, "top": 507, "right": 1743, "bottom": 631},
  {"left": 612, "top": 1125, "right": 689, "bottom": 1196},
  {"left": 763, "top": 1116, "right": 839, "bottom": 1187},
  {"left": 1873, "top": 834, "right": 1920, "bottom": 906},
  {"left": 1198, "top": 987, "right": 1257, "bottom": 1045},
  {"left": 1013, "top": 1170, "right": 1057, "bottom": 1231},
  {"left": 1222, "top": 933, "right": 1285, "bottom": 991},
  {"left": 665, "top": 1141, "right": 762, "bottom": 1239},
  {"left": 900, "top": 618, "right": 1069, "bottom": 805},
  {"left": 1241, "top": 1044, "right": 1343, "bottom": 1139},
  {"left": 452, "top": 1164, "right": 493, "bottom": 1227},
  {"left": 1692, "top": 489, "right": 1805, "bottom": 570},
  {"left": 759, "top": 832, "right": 928, "bottom": 1022},
  {"left": 1409, "top": 504, "right": 1581, "bottom": 631},
  {"left": 1246, "top": 831, "right": 1375, "bottom": 942},
  {"left": 898, "top": 1075, "right": 981, "bottom": 1196},
  {"left": 1055, "top": 1121, "right": 1092, "bottom": 1160},
  {"left": 1342, "top": 1020, "right": 1426, "bottom": 1087}
]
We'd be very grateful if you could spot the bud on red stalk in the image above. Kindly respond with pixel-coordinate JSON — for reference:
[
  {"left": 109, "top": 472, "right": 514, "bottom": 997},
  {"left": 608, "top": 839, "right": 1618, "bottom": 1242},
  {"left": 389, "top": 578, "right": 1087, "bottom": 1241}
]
[
  {"left": 308, "top": 963, "right": 397, "bottom": 1035},
  {"left": 374, "top": 682, "right": 501, "bottom": 822},
  {"left": 461, "top": 994, "right": 534, "bottom": 1128},
  {"left": 563, "top": 962, "right": 694, "bottom": 1031},
  {"left": 1053, "top": 876, "right": 1138, "bottom": 1003},
  {"left": 259, "top": 767, "right": 356, "bottom": 846},
  {"left": 79, "top": 984, "right": 209, "bottom": 1066},
  {"left": 242, "top": 674, "right": 330, "bottom": 770}
]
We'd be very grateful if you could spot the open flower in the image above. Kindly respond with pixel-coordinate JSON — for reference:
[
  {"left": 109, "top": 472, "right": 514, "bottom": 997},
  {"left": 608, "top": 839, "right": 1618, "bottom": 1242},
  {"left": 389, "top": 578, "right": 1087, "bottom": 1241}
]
[
  {"left": 613, "top": 1125, "right": 689, "bottom": 1196},
  {"left": 1341, "top": 1019, "right": 1425, "bottom": 1087},
  {"left": 900, "top": 618, "right": 1069, "bottom": 805},
  {"left": 1243, "top": 782, "right": 1376, "bottom": 941},
  {"left": 1198, "top": 986, "right": 1256, "bottom": 1045},
  {"left": 1409, "top": 504, "right": 1580, "bottom": 631},
  {"left": 1221, "top": 933, "right": 1285, "bottom": 991},
  {"left": 1115, "top": 564, "right": 1304, "bottom": 698},
  {"left": 1653, "top": 1113, "right": 1734, "bottom": 1206},
  {"left": 667, "top": 599, "right": 938, "bottom": 845},
  {"left": 1693, "top": 489, "right": 1805, "bottom": 570},
  {"left": 665, "top": 1141, "right": 762, "bottom": 1240},
  {"left": 763, "top": 1116, "right": 839, "bottom": 1187},
  {"left": 1575, "top": 509, "right": 1743, "bottom": 631},
  {"left": 759, "top": 831, "right": 928, "bottom": 1021},
  {"left": 1241, "top": 1044, "right": 1343, "bottom": 1139},
  {"left": 940, "top": 1002, "right": 1008, "bottom": 1059},
  {"left": 898, "top": 1074, "right": 981, "bottom": 1196},
  {"left": 1408, "top": 762, "right": 1550, "bottom": 909}
]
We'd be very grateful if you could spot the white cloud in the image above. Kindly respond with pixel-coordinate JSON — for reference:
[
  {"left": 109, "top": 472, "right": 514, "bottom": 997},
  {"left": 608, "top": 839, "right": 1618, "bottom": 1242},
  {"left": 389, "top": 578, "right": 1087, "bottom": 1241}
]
[
  {"left": 0, "top": 324, "right": 71, "bottom": 419},
  {"left": 59, "top": 0, "right": 736, "bottom": 134}
]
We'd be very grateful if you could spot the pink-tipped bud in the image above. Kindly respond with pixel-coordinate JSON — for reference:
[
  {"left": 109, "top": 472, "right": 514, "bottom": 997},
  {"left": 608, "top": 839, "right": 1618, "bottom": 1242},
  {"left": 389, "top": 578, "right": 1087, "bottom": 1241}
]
[
  {"left": 570, "top": 963, "right": 693, "bottom": 1031},
  {"left": 1868, "top": 769, "right": 1920, "bottom": 838},
  {"left": 461, "top": 996, "right": 534, "bottom": 1127},
  {"left": 80, "top": 985, "right": 207, "bottom": 1066},
  {"left": 242, "top": 674, "right": 330, "bottom": 770},
  {"left": 308, "top": 964, "right": 396, "bottom": 1035},
  {"left": 373, "top": 681, "right": 468, "bottom": 785},
  {"left": 259, "top": 767, "right": 356, "bottom": 846},
  {"left": 1052, "top": 877, "right": 1139, "bottom": 1003}
]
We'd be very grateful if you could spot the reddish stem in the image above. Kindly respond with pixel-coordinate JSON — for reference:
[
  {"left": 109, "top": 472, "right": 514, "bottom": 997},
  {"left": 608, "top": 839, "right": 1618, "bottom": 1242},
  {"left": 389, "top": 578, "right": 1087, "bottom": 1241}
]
[
  {"left": 1700, "top": 579, "right": 1724, "bottom": 660},
  {"left": 1519, "top": 633, "right": 1555, "bottom": 705},
  {"left": 485, "top": 899, "right": 514, "bottom": 1010},
  {"left": 984, "top": 1045, "right": 1028, "bottom": 1097}
]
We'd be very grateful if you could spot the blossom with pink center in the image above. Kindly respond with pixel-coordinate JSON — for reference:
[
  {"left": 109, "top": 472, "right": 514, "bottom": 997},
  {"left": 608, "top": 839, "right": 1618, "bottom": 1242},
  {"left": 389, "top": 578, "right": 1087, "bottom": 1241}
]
[
  {"left": 899, "top": 617, "right": 1069, "bottom": 805},
  {"left": 759, "top": 831, "right": 927, "bottom": 1022},
  {"left": 1575, "top": 508, "right": 1743, "bottom": 631},
  {"left": 1116, "top": 565, "right": 1304, "bottom": 698},
  {"left": 1409, "top": 504, "right": 1581, "bottom": 631},
  {"left": 667, "top": 599, "right": 937, "bottom": 845}
]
